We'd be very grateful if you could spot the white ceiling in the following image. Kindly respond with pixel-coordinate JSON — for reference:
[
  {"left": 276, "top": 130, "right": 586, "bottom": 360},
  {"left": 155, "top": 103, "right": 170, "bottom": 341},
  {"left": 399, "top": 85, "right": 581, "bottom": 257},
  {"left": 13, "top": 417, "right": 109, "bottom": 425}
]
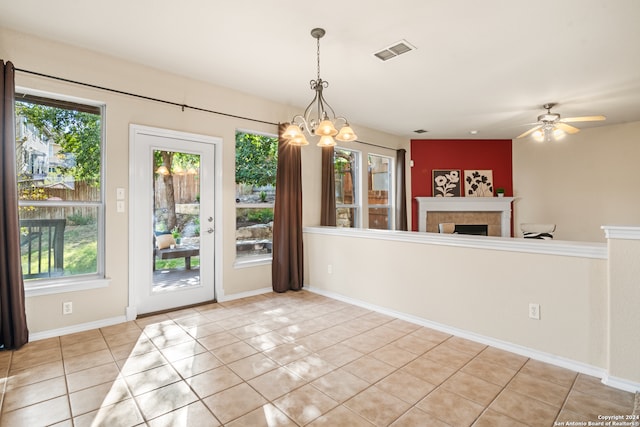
[{"left": 2, "top": 0, "right": 640, "bottom": 139}]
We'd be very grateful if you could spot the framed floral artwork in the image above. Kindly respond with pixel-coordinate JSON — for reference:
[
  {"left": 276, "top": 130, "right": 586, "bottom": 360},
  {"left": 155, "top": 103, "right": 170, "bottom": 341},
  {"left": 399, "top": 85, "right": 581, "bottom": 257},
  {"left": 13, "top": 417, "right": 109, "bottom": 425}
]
[
  {"left": 464, "top": 170, "right": 494, "bottom": 197},
  {"left": 432, "top": 169, "right": 461, "bottom": 197}
]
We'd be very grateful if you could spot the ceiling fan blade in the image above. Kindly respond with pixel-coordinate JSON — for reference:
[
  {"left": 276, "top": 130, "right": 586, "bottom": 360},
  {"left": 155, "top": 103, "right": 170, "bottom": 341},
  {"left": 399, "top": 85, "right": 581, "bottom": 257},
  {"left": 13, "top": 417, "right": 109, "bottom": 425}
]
[
  {"left": 560, "top": 115, "right": 606, "bottom": 123},
  {"left": 556, "top": 123, "right": 580, "bottom": 134},
  {"left": 516, "top": 125, "right": 542, "bottom": 139}
]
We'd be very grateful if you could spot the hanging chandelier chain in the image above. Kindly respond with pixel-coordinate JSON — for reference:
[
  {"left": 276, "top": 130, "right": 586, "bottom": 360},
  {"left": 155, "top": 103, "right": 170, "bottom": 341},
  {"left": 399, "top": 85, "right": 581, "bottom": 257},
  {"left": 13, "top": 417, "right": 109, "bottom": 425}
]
[{"left": 316, "top": 36, "right": 321, "bottom": 81}]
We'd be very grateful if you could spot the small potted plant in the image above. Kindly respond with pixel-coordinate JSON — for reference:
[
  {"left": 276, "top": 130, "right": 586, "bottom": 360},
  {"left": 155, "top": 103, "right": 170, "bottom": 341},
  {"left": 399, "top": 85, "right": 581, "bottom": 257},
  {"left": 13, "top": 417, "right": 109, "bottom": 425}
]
[
  {"left": 496, "top": 188, "right": 505, "bottom": 198},
  {"left": 171, "top": 226, "right": 181, "bottom": 245}
]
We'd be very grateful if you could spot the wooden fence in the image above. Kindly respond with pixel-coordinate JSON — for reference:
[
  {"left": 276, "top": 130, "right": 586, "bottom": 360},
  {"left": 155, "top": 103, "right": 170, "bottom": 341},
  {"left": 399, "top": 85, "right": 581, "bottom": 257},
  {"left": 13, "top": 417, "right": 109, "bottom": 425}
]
[
  {"left": 19, "top": 182, "right": 100, "bottom": 222},
  {"left": 155, "top": 174, "right": 200, "bottom": 207}
]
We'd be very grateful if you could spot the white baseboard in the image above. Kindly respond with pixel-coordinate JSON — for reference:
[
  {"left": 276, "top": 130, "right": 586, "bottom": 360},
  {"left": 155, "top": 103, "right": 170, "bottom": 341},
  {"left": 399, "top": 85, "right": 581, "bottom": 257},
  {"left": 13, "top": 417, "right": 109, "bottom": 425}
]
[
  {"left": 602, "top": 374, "right": 640, "bottom": 394},
  {"left": 306, "top": 285, "right": 639, "bottom": 393},
  {"left": 217, "top": 286, "right": 272, "bottom": 302},
  {"left": 29, "top": 315, "right": 128, "bottom": 342}
]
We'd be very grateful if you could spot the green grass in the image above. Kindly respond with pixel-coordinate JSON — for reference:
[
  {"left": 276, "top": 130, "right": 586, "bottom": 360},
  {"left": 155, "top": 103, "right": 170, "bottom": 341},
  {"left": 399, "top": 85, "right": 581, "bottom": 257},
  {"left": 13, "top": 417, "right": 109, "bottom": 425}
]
[
  {"left": 21, "top": 223, "right": 98, "bottom": 277},
  {"left": 154, "top": 257, "right": 200, "bottom": 270},
  {"left": 21, "top": 220, "right": 201, "bottom": 278}
]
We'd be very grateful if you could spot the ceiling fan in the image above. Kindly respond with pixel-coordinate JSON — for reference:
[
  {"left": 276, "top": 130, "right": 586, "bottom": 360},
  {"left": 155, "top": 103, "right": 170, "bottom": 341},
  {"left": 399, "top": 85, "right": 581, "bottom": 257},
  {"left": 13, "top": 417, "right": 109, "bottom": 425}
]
[{"left": 516, "top": 103, "right": 606, "bottom": 141}]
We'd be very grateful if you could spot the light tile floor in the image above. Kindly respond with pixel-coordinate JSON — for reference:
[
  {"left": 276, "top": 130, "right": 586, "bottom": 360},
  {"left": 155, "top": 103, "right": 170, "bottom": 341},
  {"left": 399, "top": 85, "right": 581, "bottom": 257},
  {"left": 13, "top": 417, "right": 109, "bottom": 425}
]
[{"left": 0, "top": 291, "right": 636, "bottom": 426}]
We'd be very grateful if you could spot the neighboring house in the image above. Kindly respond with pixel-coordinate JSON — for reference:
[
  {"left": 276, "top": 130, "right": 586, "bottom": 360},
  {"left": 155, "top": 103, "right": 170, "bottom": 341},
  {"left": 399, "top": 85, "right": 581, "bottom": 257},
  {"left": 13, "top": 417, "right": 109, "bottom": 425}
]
[{"left": 16, "top": 114, "right": 75, "bottom": 190}]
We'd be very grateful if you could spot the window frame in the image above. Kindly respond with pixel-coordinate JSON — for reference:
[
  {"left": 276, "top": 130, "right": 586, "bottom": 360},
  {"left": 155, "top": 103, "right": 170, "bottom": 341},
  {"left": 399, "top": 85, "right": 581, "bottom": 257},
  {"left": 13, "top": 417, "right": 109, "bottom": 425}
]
[
  {"left": 367, "top": 153, "right": 395, "bottom": 230},
  {"left": 334, "top": 147, "right": 362, "bottom": 228},
  {"left": 15, "top": 88, "right": 108, "bottom": 296},
  {"left": 234, "top": 129, "right": 278, "bottom": 267}
]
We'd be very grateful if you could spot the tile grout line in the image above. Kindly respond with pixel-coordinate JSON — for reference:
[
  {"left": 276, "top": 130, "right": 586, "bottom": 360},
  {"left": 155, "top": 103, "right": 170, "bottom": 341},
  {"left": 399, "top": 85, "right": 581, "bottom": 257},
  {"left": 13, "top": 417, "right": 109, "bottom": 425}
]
[{"left": 553, "top": 370, "right": 581, "bottom": 425}]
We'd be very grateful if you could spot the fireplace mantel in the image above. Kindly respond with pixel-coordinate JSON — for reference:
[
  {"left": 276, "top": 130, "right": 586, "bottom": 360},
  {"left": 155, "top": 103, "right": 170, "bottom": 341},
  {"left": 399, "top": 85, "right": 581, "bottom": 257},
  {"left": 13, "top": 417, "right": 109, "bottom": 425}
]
[{"left": 415, "top": 197, "right": 515, "bottom": 237}]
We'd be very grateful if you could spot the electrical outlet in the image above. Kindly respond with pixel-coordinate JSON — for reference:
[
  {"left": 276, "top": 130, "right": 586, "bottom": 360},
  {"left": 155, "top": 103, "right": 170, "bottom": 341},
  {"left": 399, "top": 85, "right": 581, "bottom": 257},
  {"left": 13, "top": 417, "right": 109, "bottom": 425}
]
[
  {"left": 327, "top": 264, "right": 332, "bottom": 274},
  {"left": 63, "top": 301, "right": 73, "bottom": 315},
  {"left": 529, "top": 303, "right": 540, "bottom": 320}
]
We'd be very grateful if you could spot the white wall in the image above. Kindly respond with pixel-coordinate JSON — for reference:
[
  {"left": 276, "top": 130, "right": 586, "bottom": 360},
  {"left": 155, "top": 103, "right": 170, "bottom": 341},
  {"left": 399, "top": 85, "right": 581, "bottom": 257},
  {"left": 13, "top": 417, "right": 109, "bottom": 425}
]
[
  {"left": 305, "top": 226, "right": 640, "bottom": 390},
  {"left": 1, "top": 27, "right": 406, "bottom": 333},
  {"left": 305, "top": 228, "right": 609, "bottom": 372},
  {"left": 513, "top": 121, "right": 640, "bottom": 242},
  {"left": 607, "top": 234, "right": 640, "bottom": 385}
]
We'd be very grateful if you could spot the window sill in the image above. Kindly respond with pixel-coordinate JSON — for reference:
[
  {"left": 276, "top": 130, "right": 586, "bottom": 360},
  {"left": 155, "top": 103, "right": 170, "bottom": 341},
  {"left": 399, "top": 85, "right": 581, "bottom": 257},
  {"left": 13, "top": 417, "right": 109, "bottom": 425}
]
[
  {"left": 234, "top": 256, "right": 272, "bottom": 269},
  {"left": 25, "top": 276, "right": 111, "bottom": 297}
]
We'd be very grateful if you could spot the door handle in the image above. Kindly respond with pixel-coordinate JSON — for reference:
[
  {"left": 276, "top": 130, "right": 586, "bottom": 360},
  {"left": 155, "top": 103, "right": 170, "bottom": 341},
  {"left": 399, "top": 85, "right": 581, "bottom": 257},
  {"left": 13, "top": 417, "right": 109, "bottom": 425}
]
[{"left": 207, "top": 227, "right": 214, "bottom": 234}]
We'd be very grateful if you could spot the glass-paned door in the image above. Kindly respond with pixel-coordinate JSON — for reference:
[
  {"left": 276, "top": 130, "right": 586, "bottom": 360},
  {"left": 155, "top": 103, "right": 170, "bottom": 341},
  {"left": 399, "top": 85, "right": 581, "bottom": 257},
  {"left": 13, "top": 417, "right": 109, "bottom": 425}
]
[{"left": 131, "top": 126, "right": 217, "bottom": 315}]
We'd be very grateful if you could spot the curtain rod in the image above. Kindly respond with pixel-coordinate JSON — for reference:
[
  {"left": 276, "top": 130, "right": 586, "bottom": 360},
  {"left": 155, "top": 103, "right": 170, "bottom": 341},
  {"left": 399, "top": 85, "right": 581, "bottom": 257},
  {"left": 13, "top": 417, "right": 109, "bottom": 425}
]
[
  {"left": 15, "top": 67, "right": 278, "bottom": 126},
  {"left": 15, "top": 67, "right": 398, "bottom": 151}
]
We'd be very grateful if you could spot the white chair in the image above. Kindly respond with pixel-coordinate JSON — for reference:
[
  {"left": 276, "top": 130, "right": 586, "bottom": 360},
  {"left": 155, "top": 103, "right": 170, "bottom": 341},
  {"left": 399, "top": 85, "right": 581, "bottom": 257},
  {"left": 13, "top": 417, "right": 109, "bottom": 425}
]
[
  {"left": 438, "top": 223, "right": 456, "bottom": 234},
  {"left": 521, "top": 223, "right": 555, "bottom": 239}
]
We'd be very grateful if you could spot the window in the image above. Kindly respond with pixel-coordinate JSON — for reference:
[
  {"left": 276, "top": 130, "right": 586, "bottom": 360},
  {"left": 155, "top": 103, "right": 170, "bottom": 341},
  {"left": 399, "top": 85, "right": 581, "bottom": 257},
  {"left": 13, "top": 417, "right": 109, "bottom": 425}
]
[
  {"left": 334, "top": 148, "right": 360, "bottom": 227},
  {"left": 368, "top": 154, "right": 393, "bottom": 230},
  {"left": 235, "top": 130, "right": 278, "bottom": 262},
  {"left": 16, "top": 93, "right": 104, "bottom": 285}
]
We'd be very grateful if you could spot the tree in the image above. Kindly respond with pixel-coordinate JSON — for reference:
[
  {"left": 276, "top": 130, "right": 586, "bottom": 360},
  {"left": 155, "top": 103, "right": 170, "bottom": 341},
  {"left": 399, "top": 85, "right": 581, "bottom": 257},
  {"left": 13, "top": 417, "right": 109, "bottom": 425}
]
[
  {"left": 15, "top": 101, "right": 101, "bottom": 186},
  {"left": 159, "top": 151, "right": 177, "bottom": 232},
  {"left": 153, "top": 151, "right": 200, "bottom": 232},
  {"left": 235, "top": 132, "right": 278, "bottom": 187}
]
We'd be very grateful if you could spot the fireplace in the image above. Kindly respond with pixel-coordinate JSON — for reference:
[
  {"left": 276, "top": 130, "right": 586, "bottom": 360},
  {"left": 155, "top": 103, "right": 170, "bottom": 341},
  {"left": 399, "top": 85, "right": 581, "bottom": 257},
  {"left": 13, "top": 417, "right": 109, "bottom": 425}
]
[
  {"left": 415, "top": 197, "right": 515, "bottom": 237},
  {"left": 455, "top": 224, "right": 488, "bottom": 236}
]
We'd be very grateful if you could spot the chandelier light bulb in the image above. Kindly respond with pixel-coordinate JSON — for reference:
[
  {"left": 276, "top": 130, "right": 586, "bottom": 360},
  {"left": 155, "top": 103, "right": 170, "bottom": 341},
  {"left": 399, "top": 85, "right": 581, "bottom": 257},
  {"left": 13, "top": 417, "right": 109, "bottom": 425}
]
[
  {"left": 283, "top": 124, "right": 303, "bottom": 140},
  {"left": 336, "top": 125, "right": 357, "bottom": 142},
  {"left": 289, "top": 134, "right": 309, "bottom": 146},
  {"left": 317, "top": 135, "right": 336, "bottom": 147},
  {"left": 314, "top": 119, "right": 338, "bottom": 136}
]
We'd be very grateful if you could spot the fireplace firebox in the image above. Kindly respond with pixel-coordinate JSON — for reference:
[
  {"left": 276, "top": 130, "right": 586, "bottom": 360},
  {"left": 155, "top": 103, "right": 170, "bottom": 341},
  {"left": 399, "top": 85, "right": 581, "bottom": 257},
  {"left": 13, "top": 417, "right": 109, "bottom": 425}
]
[{"left": 454, "top": 224, "right": 488, "bottom": 236}]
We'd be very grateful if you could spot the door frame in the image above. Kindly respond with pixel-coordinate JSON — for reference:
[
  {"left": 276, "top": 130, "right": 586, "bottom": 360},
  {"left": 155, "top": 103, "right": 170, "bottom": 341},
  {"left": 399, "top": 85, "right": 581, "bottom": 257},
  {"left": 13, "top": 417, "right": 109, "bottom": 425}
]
[{"left": 127, "top": 124, "right": 223, "bottom": 320}]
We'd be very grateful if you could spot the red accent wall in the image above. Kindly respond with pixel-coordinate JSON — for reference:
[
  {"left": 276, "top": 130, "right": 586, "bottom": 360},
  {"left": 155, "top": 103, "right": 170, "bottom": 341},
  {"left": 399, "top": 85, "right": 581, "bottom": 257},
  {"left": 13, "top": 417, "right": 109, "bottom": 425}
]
[{"left": 410, "top": 139, "right": 513, "bottom": 231}]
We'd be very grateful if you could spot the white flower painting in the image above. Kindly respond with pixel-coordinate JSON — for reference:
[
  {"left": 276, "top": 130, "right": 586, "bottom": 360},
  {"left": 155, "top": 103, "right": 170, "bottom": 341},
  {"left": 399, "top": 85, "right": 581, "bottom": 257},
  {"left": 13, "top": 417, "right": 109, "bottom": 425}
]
[
  {"left": 432, "top": 169, "right": 461, "bottom": 197},
  {"left": 464, "top": 170, "right": 494, "bottom": 197}
]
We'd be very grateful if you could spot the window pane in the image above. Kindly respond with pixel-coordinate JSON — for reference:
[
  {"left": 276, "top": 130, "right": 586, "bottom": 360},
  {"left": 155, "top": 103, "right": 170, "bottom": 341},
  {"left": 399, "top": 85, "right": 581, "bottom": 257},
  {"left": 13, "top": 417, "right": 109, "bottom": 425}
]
[
  {"left": 16, "top": 94, "right": 103, "bottom": 282},
  {"left": 235, "top": 131, "right": 278, "bottom": 259},
  {"left": 236, "top": 207, "right": 274, "bottom": 258},
  {"left": 335, "top": 149, "right": 356, "bottom": 205},
  {"left": 335, "top": 148, "right": 359, "bottom": 228},
  {"left": 336, "top": 207, "right": 357, "bottom": 228},
  {"left": 368, "top": 154, "right": 392, "bottom": 230},
  {"left": 153, "top": 150, "right": 201, "bottom": 291},
  {"left": 20, "top": 206, "right": 99, "bottom": 279},
  {"left": 368, "top": 207, "right": 391, "bottom": 230},
  {"left": 16, "top": 99, "right": 101, "bottom": 202}
]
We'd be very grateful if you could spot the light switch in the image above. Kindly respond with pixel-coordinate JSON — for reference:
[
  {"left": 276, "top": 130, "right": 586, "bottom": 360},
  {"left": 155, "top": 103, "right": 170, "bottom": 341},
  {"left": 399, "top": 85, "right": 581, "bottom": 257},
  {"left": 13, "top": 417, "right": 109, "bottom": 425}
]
[
  {"left": 116, "top": 201, "right": 125, "bottom": 213},
  {"left": 116, "top": 188, "right": 125, "bottom": 200}
]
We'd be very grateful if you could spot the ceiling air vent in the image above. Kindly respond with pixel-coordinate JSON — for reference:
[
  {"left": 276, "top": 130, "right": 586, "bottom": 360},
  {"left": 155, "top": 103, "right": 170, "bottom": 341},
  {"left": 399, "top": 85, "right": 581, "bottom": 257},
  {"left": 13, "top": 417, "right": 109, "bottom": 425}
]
[
  {"left": 413, "top": 129, "right": 428, "bottom": 134},
  {"left": 374, "top": 40, "right": 416, "bottom": 61}
]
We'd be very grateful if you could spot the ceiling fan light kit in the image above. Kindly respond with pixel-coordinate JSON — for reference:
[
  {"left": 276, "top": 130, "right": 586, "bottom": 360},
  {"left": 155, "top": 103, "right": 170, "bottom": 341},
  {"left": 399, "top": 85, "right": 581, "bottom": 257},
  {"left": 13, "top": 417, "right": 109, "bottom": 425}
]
[
  {"left": 285, "top": 28, "right": 357, "bottom": 147},
  {"left": 517, "top": 103, "right": 606, "bottom": 142}
]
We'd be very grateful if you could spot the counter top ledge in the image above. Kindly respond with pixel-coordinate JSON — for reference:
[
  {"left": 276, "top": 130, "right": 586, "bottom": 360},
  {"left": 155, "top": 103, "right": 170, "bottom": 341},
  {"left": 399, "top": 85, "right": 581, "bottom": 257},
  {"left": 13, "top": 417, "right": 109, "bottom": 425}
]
[{"left": 303, "top": 226, "right": 607, "bottom": 259}]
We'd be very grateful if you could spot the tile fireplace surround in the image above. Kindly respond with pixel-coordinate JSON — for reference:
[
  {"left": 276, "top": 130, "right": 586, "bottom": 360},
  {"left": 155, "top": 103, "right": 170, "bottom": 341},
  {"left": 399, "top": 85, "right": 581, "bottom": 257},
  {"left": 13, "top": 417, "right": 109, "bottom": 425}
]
[{"left": 415, "top": 197, "right": 515, "bottom": 237}]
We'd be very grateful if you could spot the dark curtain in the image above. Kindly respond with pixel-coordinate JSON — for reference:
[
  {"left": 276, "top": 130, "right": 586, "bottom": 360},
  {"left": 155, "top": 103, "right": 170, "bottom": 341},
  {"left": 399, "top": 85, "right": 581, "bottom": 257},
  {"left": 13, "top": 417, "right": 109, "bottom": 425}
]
[
  {"left": 395, "top": 148, "right": 408, "bottom": 231},
  {"left": 320, "top": 146, "right": 336, "bottom": 226},
  {"left": 0, "top": 60, "right": 29, "bottom": 349},
  {"left": 271, "top": 123, "right": 304, "bottom": 292}
]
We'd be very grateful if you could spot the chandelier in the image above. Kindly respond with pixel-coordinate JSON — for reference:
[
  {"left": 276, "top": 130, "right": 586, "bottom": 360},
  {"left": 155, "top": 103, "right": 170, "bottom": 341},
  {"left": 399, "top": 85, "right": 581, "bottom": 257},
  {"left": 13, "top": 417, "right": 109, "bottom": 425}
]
[{"left": 283, "top": 28, "right": 357, "bottom": 147}]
